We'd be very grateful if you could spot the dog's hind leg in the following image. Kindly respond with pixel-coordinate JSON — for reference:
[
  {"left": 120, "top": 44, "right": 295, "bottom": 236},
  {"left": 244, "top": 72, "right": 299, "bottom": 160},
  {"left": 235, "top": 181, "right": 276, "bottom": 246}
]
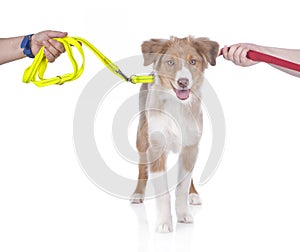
[
  {"left": 130, "top": 162, "right": 148, "bottom": 204},
  {"left": 189, "top": 179, "right": 202, "bottom": 205}
]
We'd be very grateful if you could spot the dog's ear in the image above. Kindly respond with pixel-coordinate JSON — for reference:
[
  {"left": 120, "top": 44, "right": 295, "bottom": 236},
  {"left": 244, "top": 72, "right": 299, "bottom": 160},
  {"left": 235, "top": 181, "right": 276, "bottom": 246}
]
[
  {"left": 141, "top": 39, "right": 170, "bottom": 66},
  {"left": 192, "top": 37, "right": 219, "bottom": 67}
]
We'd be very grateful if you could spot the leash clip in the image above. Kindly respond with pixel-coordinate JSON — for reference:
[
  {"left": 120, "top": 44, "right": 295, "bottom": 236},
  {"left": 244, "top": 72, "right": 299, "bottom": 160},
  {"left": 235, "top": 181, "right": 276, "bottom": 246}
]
[
  {"left": 116, "top": 69, "right": 130, "bottom": 82},
  {"left": 128, "top": 75, "right": 136, "bottom": 84}
]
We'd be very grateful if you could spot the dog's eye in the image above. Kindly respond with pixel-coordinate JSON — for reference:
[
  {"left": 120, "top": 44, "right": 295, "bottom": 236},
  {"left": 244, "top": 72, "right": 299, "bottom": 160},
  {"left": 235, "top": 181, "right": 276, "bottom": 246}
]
[
  {"left": 167, "top": 60, "right": 174, "bottom": 66},
  {"left": 189, "top": 59, "right": 196, "bottom": 65}
]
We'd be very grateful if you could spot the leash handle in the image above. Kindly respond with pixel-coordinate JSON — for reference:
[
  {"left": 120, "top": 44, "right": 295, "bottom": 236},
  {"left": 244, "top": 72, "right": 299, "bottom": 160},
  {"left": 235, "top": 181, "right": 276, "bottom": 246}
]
[
  {"left": 219, "top": 47, "right": 300, "bottom": 72},
  {"left": 22, "top": 37, "right": 85, "bottom": 87}
]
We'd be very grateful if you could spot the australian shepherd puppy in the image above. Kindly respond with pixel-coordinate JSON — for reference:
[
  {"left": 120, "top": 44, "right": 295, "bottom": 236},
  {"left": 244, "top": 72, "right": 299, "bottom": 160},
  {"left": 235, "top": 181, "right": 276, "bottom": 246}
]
[{"left": 131, "top": 36, "right": 219, "bottom": 233}]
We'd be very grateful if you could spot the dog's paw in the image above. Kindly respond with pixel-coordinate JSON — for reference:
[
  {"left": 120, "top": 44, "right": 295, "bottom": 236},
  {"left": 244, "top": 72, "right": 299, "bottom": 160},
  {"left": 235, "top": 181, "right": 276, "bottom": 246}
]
[
  {"left": 156, "top": 222, "right": 173, "bottom": 233},
  {"left": 189, "top": 193, "right": 202, "bottom": 205},
  {"left": 177, "top": 212, "right": 194, "bottom": 223},
  {"left": 130, "top": 193, "right": 145, "bottom": 204}
]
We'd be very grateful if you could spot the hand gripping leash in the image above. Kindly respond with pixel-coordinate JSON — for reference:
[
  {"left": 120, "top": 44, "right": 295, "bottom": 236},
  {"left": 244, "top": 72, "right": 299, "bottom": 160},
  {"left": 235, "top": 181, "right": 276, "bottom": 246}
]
[
  {"left": 22, "top": 36, "right": 154, "bottom": 87},
  {"left": 219, "top": 47, "right": 300, "bottom": 72}
]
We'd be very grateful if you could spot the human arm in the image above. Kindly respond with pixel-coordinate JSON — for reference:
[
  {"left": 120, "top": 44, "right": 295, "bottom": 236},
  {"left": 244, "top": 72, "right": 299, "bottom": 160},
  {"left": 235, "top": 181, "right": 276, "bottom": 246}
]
[
  {"left": 0, "top": 30, "right": 67, "bottom": 65},
  {"left": 0, "top": 36, "right": 26, "bottom": 64},
  {"left": 221, "top": 43, "right": 300, "bottom": 78}
]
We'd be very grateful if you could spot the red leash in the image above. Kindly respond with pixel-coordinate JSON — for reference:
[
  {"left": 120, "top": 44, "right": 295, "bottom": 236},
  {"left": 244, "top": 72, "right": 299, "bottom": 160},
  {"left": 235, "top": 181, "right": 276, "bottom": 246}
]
[{"left": 219, "top": 47, "right": 300, "bottom": 72}]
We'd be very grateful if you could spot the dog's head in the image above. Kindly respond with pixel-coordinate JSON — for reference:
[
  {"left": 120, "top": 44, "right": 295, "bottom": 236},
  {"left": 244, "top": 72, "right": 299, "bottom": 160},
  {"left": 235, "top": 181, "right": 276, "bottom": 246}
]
[{"left": 142, "top": 36, "right": 219, "bottom": 100}]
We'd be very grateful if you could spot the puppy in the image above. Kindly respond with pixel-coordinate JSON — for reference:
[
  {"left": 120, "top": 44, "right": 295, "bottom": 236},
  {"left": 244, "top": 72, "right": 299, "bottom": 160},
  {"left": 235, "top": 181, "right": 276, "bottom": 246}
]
[{"left": 131, "top": 36, "right": 219, "bottom": 233}]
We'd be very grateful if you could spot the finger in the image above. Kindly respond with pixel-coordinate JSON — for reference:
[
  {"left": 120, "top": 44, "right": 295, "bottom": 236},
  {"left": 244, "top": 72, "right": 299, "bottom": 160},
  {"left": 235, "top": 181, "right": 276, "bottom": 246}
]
[
  {"left": 240, "top": 48, "right": 250, "bottom": 65},
  {"left": 44, "top": 48, "right": 56, "bottom": 63},
  {"left": 43, "top": 40, "right": 62, "bottom": 58},
  {"left": 48, "top": 39, "right": 65, "bottom": 53},
  {"left": 222, "top": 45, "right": 229, "bottom": 59},
  {"left": 233, "top": 46, "right": 244, "bottom": 65},
  {"left": 227, "top": 45, "right": 238, "bottom": 62}
]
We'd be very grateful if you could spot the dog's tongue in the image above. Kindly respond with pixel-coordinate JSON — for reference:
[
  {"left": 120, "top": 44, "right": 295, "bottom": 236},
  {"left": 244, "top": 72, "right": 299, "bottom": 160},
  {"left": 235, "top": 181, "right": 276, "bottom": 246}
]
[{"left": 175, "top": 89, "right": 190, "bottom": 100}]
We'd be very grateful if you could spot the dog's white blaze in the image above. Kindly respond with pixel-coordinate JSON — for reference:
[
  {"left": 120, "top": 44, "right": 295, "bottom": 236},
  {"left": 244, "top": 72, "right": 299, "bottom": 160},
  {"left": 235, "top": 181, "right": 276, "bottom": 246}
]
[{"left": 175, "top": 65, "right": 193, "bottom": 89}]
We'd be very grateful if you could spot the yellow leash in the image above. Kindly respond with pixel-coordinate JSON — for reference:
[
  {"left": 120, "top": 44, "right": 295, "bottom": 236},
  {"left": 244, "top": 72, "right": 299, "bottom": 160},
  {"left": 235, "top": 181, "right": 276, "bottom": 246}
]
[{"left": 22, "top": 36, "right": 154, "bottom": 87}]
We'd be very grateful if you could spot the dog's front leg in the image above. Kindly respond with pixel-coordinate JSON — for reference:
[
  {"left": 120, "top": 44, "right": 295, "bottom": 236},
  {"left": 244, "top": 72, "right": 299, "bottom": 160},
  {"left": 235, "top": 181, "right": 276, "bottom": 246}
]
[
  {"left": 148, "top": 133, "right": 173, "bottom": 233},
  {"left": 176, "top": 144, "right": 199, "bottom": 223}
]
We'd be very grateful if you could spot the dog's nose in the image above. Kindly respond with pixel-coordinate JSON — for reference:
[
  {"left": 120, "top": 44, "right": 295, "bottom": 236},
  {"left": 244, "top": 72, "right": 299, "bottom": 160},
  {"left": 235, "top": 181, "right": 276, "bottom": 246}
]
[{"left": 177, "top": 78, "right": 189, "bottom": 88}]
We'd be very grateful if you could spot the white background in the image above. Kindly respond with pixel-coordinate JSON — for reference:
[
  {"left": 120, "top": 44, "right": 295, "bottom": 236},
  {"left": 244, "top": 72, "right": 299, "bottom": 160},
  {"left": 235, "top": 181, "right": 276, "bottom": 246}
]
[{"left": 1, "top": 1, "right": 300, "bottom": 251}]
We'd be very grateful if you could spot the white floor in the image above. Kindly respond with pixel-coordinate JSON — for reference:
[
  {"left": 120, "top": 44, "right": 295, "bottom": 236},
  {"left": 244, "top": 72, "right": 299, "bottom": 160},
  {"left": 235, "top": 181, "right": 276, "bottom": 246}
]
[{"left": 1, "top": 154, "right": 299, "bottom": 252}]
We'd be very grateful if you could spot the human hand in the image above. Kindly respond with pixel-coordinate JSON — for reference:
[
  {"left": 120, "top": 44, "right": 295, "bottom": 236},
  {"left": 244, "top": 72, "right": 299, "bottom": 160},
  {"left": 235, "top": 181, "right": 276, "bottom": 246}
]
[
  {"left": 31, "top": 30, "right": 68, "bottom": 62},
  {"left": 221, "top": 43, "right": 260, "bottom": 67}
]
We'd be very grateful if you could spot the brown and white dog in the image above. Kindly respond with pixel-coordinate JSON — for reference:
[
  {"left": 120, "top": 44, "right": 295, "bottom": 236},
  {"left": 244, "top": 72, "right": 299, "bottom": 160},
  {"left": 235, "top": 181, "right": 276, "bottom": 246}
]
[{"left": 130, "top": 36, "right": 219, "bottom": 232}]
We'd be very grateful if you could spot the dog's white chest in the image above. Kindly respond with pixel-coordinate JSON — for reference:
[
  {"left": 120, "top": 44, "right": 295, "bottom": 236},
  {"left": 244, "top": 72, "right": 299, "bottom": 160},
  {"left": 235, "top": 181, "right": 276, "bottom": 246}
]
[{"left": 146, "top": 91, "right": 201, "bottom": 152}]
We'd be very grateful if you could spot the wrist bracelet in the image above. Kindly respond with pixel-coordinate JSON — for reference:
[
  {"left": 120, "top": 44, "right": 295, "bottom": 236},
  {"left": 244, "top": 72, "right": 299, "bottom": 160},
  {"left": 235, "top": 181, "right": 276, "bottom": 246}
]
[{"left": 21, "top": 34, "right": 35, "bottom": 58}]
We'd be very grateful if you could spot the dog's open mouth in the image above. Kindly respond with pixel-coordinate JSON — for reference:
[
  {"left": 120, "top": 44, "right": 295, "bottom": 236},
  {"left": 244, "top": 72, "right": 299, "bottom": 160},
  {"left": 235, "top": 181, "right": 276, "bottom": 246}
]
[
  {"left": 174, "top": 89, "right": 190, "bottom": 100},
  {"left": 170, "top": 82, "right": 190, "bottom": 100}
]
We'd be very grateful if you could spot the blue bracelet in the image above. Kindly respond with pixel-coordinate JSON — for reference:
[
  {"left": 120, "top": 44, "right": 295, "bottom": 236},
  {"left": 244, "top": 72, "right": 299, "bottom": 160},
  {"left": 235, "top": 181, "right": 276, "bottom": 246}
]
[{"left": 21, "top": 34, "right": 35, "bottom": 58}]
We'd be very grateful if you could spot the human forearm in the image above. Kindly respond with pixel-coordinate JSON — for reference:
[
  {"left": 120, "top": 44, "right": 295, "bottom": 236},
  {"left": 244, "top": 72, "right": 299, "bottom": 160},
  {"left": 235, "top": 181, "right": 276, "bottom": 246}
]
[
  {"left": 0, "top": 36, "right": 26, "bottom": 64},
  {"left": 257, "top": 46, "right": 300, "bottom": 77},
  {"left": 258, "top": 46, "right": 300, "bottom": 64}
]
